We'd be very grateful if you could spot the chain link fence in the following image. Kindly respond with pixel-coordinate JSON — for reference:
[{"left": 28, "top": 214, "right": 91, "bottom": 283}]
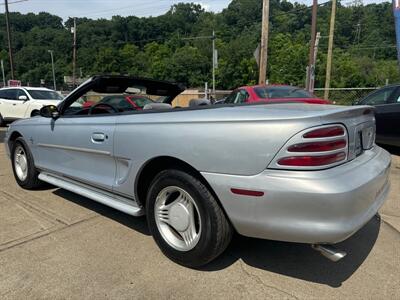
[
  {"left": 313, "top": 87, "right": 379, "bottom": 105},
  {"left": 177, "top": 88, "right": 380, "bottom": 106}
]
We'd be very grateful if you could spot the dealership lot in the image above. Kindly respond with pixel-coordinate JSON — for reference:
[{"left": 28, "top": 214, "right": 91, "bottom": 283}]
[{"left": 0, "top": 127, "right": 399, "bottom": 299}]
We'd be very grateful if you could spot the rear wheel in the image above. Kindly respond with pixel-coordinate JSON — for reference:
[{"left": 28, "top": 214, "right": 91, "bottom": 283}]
[
  {"left": 146, "top": 169, "right": 232, "bottom": 268},
  {"left": 11, "top": 137, "right": 42, "bottom": 189}
]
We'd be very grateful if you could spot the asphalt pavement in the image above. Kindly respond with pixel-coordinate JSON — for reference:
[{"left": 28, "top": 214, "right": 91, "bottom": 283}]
[{"left": 0, "top": 127, "right": 399, "bottom": 299}]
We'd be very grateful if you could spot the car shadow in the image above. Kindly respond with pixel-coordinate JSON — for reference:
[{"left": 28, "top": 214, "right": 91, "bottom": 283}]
[
  {"left": 52, "top": 189, "right": 150, "bottom": 236},
  {"left": 0, "top": 129, "right": 7, "bottom": 143},
  {"left": 52, "top": 187, "right": 380, "bottom": 288},
  {"left": 203, "top": 215, "right": 381, "bottom": 287}
]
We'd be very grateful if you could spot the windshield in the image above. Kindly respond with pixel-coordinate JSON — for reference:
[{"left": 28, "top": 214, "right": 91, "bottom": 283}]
[
  {"left": 64, "top": 86, "right": 162, "bottom": 116},
  {"left": 129, "top": 96, "right": 153, "bottom": 108},
  {"left": 254, "top": 86, "right": 314, "bottom": 99},
  {"left": 27, "top": 90, "right": 63, "bottom": 100}
]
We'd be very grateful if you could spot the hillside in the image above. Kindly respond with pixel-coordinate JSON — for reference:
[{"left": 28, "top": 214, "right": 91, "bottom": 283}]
[{"left": 0, "top": 0, "right": 398, "bottom": 89}]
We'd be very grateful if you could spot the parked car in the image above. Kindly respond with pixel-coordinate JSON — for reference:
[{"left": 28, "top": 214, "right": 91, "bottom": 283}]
[
  {"left": 82, "top": 94, "right": 155, "bottom": 111},
  {"left": 0, "top": 87, "right": 63, "bottom": 126},
  {"left": 4, "top": 75, "right": 391, "bottom": 267},
  {"left": 354, "top": 84, "right": 400, "bottom": 147},
  {"left": 219, "top": 85, "right": 330, "bottom": 105}
]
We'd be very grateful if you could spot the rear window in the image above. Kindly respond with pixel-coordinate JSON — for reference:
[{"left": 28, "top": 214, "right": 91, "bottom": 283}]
[
  {"left": 254, "top": 86, "right": 314, "bottom": 99},
  {"left": 27, "top": 90, "right": 63, "bottom": 100}
]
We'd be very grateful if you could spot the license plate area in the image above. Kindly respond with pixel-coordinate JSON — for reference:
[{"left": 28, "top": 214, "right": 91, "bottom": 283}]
[
  {"left": 361, "top": 126, "right": 375, "bottom": 150},
  {"left": 355, "top": 131, "right": 363, "bottom": 156},
  {"left": 354, "top": 123, "right": 376, "bottom": 156}
]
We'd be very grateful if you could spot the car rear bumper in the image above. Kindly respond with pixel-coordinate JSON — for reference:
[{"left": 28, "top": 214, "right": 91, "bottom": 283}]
[{"left": 201, "top": 145, "right": 391, "bottom": 244}]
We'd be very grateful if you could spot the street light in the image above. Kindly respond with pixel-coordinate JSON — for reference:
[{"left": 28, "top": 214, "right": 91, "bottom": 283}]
[{"left": 47, "top": 50, "right": 56, "bottom": 91}]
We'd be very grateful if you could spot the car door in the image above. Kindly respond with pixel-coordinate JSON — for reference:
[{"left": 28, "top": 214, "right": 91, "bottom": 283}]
[
  {"left": 0, "top": 89, "right": 20, "bottom": 119},
  {"left": 360, "top": 86, "right": 398, "bottom": 141},
  {"left": 33, "top": 114, "right": 117, "bottom": 191},
  {"left": 0, "top": 89, "right": 10, "bottom": 118},
  {"left": 13, "top": 89, "right": 30, "bottom": 118}
]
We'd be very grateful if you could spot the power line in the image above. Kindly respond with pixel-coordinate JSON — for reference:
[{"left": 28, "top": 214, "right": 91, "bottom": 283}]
[
  {"left": 273, "top": 1, "right": 330, "bottom": 18},
  {"left": 0, "top": 0, "right": 28, "bottom": 5},
  {"left": 72, "top": 0, "right": 223, "bottom": 18},
  {"left": 319, "top": 44, "right": 396, "bottom": 50}
]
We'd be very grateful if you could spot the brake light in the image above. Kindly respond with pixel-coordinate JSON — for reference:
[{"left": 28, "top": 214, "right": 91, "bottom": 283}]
[
  {"left": 278, "top": 152, "right": 346, "bottom": 166},
  {"left": 287, "top": 139, "right": 347, "bottom": 152},
  {"left": 274, "top": 125, "right": 348, "bottom": 169},
  {"left": 303, "top": 126, "right": 344, "bottom": 138}
]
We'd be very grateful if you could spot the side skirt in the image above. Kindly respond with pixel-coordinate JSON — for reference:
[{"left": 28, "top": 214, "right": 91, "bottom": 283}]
[{"left": 38, "top": 172, "right": 144, "bottom": 217}]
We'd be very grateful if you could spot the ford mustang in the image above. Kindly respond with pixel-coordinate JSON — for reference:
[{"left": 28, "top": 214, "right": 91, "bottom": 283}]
[{"left": 4, "top": 75, "right": 391, "bottom": 267}]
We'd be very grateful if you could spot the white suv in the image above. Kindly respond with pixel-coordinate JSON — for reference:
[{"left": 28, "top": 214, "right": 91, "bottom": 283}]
[{"left": 0, "top": 87, "right": 63, "bottom": 126}]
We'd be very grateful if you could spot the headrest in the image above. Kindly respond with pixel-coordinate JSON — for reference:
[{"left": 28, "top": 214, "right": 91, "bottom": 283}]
[
  {"left": 189, "top": 99, "right": 211, "bottom": 107},
  {"left": 143, "top": 103, "right": 172, "bottom": 110}
]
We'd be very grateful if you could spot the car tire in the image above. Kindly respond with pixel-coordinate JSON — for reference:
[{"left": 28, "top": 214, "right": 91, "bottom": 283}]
[
  {"left": 146, "top": 169, "right": 232, "bottom": 268},
  {"left": 30, "top": 110, "right": 40, "bottom": 117},
  {"left": 0, "top": 113, "right": 5, "bottom": 127},
  {"left": 11, "top": 137, "right": 42, "bottom": 189}
]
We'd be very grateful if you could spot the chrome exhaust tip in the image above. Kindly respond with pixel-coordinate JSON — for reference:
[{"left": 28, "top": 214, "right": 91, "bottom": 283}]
[{"left": 312, "top": 244, "right": 347, "bottom": 262}]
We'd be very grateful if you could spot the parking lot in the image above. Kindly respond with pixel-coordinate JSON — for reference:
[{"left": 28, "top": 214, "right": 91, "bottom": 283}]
[{"left": 0, "top": 127, "right": 399, "bottom": 299}]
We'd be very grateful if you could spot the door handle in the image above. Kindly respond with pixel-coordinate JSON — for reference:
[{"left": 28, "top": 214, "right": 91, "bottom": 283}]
[{"left": 91, "top": 133, "right": 107, "bottom": 142}]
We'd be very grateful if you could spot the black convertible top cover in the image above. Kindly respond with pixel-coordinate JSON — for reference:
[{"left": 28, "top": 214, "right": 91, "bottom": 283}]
[{"left": 91, "top": 75, "right": 185, "bottom": 98}]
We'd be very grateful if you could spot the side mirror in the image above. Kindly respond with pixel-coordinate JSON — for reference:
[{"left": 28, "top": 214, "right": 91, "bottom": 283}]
[
  {"left": 40, "top": 105, "right": 60, "bottom": 119},
  {"left": 352, "top": 100, "right": 360, "bottom": 106},
  {"left": 18, "top": 95, "right": 28, "bottom": 101}
]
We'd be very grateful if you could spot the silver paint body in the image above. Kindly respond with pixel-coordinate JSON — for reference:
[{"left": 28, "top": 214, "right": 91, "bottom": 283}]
[{"left": 4, "top": 103, "right": 391, "bottom": 244}]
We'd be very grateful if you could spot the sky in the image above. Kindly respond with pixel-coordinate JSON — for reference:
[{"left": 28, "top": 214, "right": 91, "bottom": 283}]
[{"left": 5, "top": 0, "right": 392, "bottom": 20}]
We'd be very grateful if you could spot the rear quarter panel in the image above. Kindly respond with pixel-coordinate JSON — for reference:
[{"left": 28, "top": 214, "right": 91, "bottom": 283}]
[{"left": 112, "top": 108, "right": 318, "bottom": 197}]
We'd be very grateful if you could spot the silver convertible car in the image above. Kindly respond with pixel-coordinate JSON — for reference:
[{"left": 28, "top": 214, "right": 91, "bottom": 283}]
[{"left": 4, "top": 75, "right": 391, "bottom": 267}]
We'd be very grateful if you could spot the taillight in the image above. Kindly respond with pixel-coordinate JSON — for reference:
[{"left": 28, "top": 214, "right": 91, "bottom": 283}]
[
  {"left": 303, "top": 126, "right": 344, "bottom": 138},
  {"left": 278, "top": 152, "right": 346, "bottom": 166},
  {"left": 272, "top": 124, "right": 348, "bottom": 169},
  {"left": 287, "top": 140, "right": 347, "bottom": 152}
]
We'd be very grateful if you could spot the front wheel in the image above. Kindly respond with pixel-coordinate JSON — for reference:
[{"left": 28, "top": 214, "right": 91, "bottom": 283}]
[
  {"left": 11, "top": 137, "right": 42, "bottom": 189},
  {"left": 146, "top": 169, "right": 232, "bottom": 268},
  {"left": 30, "top": 110, "right": 40, "bottom": 117}
]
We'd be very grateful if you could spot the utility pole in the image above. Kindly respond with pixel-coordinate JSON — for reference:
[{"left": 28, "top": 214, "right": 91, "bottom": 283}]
[
  {"left": 212, "top": 30, "right": 216, "bottom": 97},
  {"left": 180, "top": 34, "right": 217, "bottom": 95},
  {"left": 309, "top": 32, "right": 321, "bottom": 92},
  {"left": 259, "top": 0, "right": 270, "bottom": 85},
  {"left": 394, "top": 0, "right": 400, "bottom": 71},
  {"left": 324, "top": 0, "right": 337, "bottom": 99},
  {"left": 1, "top": 60, "right": 5, "bottom": 87},
  {"left": 48, "top": 50, "right": 56, "bottom": 90},
  {"left": 4, "top": 0, "right": 14, "bottom": 79},
  {"left": 72, "top": 17, "right": 77, "bottom": 88},
  {"left": 306, "top": 0, "right": 318, "bottom": 91}
]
